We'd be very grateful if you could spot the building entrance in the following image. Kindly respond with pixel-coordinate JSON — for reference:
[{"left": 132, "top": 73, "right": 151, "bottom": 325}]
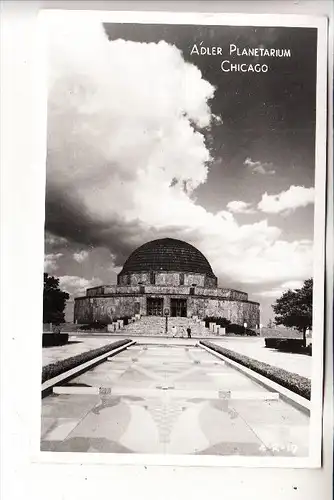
[
  {"left": 147, "top": 298, "right": 163, "bottom": 316},
  {"left": 171, "top": 298, "right": 187, "bottom": 317}
]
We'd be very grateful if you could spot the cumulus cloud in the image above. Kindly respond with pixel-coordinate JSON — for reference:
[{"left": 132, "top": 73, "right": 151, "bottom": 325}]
[
  {"left": 44, "top": 253, "right": 63, "bottom": 272},
  {"left": 207, "top": 237, "right": 312, "bottom": 285},
  {"left": 44, "top": 17, "right": 314, "bottom": 288},
  {"left": 258, "top": 185, "right": 315, "bottom": 214},
  {"left": 226, "top": 200, "right": 255, "bottom": 214},
  {"left": 256, "top": 279, "right": 305, "bottom": 298},
  {"left": 73, "top": 250, "right": 89, "bottom": 263},
  {"left": 244, "top": 157, "right": 275, "bottom": 175},
  {"left": 280, "top": 280, "right": 304, "bottom": 290},
  {"left": 58, "top": 275, "right": 102, "bottom": 297},
  {"left": 255, "top": 289, "right": 283, "bottom": 299},
  {"left": 45, "top": 232, "right": 68, "bottom": 251},
  {"left": 45, "top": 18, "right": 215, "bottom": 257}
]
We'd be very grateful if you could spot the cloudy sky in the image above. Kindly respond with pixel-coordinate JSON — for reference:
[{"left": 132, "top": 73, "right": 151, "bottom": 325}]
[{"left": 43, "top": 17, "right": 317, "bottom": 324}]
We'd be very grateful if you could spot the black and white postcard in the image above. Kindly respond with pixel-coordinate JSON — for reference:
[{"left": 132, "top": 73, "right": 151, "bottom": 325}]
[{"left": 39, "top": 10, "right": 327, "bottom": 468}]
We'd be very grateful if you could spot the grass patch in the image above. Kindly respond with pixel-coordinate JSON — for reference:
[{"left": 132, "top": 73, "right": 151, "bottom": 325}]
[
  {"left": 42, "top": 339, "right": 132, "bottom": 383},
  {"left": 200, "top": 340, "right": 311, "bottom": 400}
]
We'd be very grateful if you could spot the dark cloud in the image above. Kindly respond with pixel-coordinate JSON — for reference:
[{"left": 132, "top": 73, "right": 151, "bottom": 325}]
[
  {"left": 44, "top": 185, "right": 191, "bottom": 266},
  {"left": 45, "top": 186, "right": 136, "bottom": 264}
]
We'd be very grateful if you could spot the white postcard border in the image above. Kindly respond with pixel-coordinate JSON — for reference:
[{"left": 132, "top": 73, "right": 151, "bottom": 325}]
[{"left": 33, "top": 9, "right": 328, "bottom": 469}]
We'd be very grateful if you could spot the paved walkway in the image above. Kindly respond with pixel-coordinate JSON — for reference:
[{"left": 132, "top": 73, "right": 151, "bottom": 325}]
[
  {"left": 213, "top": 338, "right": 312, "bottom": 378},
  {"left": 43, "top": 335, "right": 312, "bottom": 379},
  {"left": 41, "top": 343, "right": 309, "bottom": 456},
  {"left": 42, "top": 337, "right": 124, "bottom": 367}
]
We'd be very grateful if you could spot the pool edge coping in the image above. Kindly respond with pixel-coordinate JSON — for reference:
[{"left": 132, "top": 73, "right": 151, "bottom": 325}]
[
  {"left": 198, "top": 342, "right": 310, "bottom": 415},
  {"left": 41, "top": 340, "right": 136, "bottom": 396}
]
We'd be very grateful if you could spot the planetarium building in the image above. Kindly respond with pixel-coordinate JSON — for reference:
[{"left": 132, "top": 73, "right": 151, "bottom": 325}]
[{"left": 74, "top": 238, "right": 260, "bottom": 327}]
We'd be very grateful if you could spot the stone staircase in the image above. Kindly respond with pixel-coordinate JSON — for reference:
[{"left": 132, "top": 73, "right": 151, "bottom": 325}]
[{"left": 122, "top": 316, "right": 216, "bottom": 338}]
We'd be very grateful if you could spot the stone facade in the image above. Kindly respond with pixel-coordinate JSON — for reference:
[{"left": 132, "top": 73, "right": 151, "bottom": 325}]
[
  {"left": 74, "top": 293, "right": 259, "bottom": 327},
  {"left": 74, "top": 238, "right": 260, "bottom": 329},
  {"left": 117, "top": 271, "right": 217, "bottom": 288}
]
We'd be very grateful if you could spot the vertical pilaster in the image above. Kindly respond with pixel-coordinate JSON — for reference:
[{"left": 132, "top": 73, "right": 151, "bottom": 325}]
[{"left": 164, "top": 296, "right": 171, "bottom": 312}]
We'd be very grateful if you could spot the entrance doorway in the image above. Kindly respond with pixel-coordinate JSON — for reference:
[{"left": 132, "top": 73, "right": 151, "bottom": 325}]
[
  {"left": 171, "top": 298, "right": 187, "bottom": 317},
  {"left": 147, "top": 298, "right": 163, "bottom": 316}
]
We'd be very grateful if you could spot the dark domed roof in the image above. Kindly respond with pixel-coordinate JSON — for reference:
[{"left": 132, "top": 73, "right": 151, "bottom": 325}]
[{"left": 119, "top": 238, "right": 216, "bottom": 278}]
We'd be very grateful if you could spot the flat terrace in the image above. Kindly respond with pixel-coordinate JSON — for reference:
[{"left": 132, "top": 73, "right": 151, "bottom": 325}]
[{"left": 41, "top": 341, "right": 309, "bottom": 456}]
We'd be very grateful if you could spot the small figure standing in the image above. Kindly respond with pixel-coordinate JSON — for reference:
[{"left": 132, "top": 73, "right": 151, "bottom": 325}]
[
  {"left": 171, "top": 325, "right": 177, "bottom": 337},
  {"left": 187, "top": 327, "right": 192, "bottom": 339}
]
